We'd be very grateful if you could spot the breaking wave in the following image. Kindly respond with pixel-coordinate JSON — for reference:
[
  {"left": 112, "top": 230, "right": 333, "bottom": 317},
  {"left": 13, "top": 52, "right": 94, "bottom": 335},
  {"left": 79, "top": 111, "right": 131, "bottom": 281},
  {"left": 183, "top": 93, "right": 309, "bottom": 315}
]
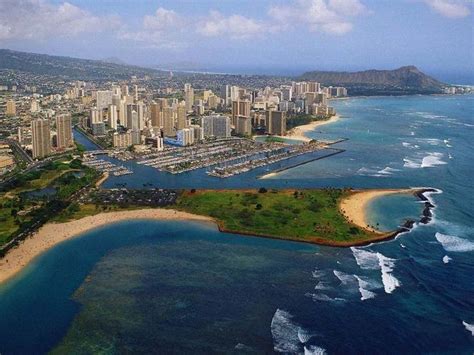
[
  {"left": 377, "top": 253, "right": 401, "bottom": 294},
  {"left": 404, "top": 153, "right": 447, "bottom": 169},
  {"left": 355, "top": 275, "right": 377, "bottom": 300},
  {"left": 462, "top": 321, "right": 474, "bottom": 336},
  {"left": 421, "top": 152, "right": 447, "bottom": 168},
  {"left": 351, "top": 247, "right": 380, "bottom": 270},
  {"left": 271, "top": 309, "right": 325, "bottom": 354},
  {"left": 435, "top": 233, "right": 474, "bottom": 252},
  {"left": 442, "top": 255, "right": 452, "bottom": 264}
]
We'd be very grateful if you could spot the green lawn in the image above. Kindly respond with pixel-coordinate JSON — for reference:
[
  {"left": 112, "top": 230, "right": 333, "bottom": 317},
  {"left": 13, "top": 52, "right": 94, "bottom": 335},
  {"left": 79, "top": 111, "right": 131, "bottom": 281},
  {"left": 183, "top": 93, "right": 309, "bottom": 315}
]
[{"left": 173, "top": 189, "right": 379, "bottom": 245}]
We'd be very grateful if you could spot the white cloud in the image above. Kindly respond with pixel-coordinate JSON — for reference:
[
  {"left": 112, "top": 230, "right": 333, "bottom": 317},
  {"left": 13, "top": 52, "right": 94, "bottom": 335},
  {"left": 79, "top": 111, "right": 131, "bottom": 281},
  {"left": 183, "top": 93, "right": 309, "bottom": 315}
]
[
  {"left": 143, "top": 8, "right": 182, "bottom": 31},
  {"left": 118, "top": 7, "right": 187, "bottom": 50},
  {"left": 0, "top": 0, "right": 119, "bottom": 41},
  {"left": 328, "top": 0, "right": 368, "bottom": 16},
  {"left": 269, "top": 0, "right": 368, "bottom": 35},
  {"left": 197, "top": 11, "right": 267, "bottom": 39},
  {"left": 423, "top": 0, "right": 471, "bottom": 18}
]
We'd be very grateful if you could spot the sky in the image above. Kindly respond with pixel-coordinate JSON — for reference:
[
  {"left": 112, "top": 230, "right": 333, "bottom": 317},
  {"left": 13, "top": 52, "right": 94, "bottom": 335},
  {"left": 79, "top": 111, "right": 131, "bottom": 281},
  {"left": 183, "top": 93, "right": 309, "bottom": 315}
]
[{"left": 0, "top": 0, "right": 472, "bottom": 82}]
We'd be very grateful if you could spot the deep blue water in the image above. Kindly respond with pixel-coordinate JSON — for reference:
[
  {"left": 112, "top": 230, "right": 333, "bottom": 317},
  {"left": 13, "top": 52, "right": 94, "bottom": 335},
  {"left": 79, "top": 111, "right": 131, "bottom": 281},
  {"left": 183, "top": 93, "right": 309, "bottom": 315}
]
[{"left": 0, "top": 95, "right": 473, "bottom": 353}]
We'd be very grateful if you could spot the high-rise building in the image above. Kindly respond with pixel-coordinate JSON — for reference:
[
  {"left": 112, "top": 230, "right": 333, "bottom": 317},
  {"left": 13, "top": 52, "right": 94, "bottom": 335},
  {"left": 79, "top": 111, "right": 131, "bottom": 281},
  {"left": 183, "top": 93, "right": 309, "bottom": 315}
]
[
  {"left": 6, "top": 100, "right": 16, "bottom": 116},
  {"left": 208, "top": 95, "right": 220, "bottom": 109},
  {"left": 126, "top": 103, "right": 145, "bottom": 130},
  {"left": 280, "top": 86, "right": 293, "bottom": 101},
  {"left": 201, "top": 115, "right": 231, "bottom": 138},
  {"left": 162, "top": 107, "right": 176, "bottom": 136},
  {"left": 31, "top": 119, "right": 51, "bottom": 159},
  {"left": 55, "top": 114, "right": 73, "bottom": 149},
  {"left": 134, "top": 85, "right": 139, "bottom": 101},
  {"left": 90, "top": 107, "right": 102, "bottom": 127},
  {"left": 184, "top": 83, "right": 194, "bottom": 112},
  {"left": 176, "top": 104, "right": 187, "bottom": 130},
  {"left": 113, "top": 132, "right": 132, "bottom": 148},
  {"left": 266, "top": 110, "right": 287, "bottom": 136},
  {"left": 30, "top": 99, "right": 40, "bottom": 113},
  {"left": 177, "top": 128, "right": 194, "bottom": 146},
  {"left": 189, "top": 124, "right": 204, "bottom": 141},
  {"left": 121, "top": 85, "right": 129, "bottom": 97},
  {"left": 95, "top": 90, "right": 113, "bottom": 110},
  {"left": 236, "top": 116, "right": 252, "bottom": 136},
  {"left": 108, "top": 105, "right": 118, "bottom": 130},
  {"left": 231, "top": 100, "right": 251, "bottom": 126},
  {"left": 150, "top": 102, "right": 162, "bottom": 128},
  {"left": 308, "top": 82, "right": 321, "bottom": 93},
  {"left": 92, "top": 122, "right": 106, "bottom": 136}
]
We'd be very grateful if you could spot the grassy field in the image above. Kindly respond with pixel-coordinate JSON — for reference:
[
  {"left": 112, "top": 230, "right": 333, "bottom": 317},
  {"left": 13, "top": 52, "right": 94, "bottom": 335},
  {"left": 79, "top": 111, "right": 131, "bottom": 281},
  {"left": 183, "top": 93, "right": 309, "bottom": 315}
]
[
  {"left": 53, "top": 203, "right": 146, "bottom": 223},
  {"left": 0, "top": 159, "right": 98, "bottom": 246},
  {"left": 173, "top": 189, "right": 380, "bottom": 245}
]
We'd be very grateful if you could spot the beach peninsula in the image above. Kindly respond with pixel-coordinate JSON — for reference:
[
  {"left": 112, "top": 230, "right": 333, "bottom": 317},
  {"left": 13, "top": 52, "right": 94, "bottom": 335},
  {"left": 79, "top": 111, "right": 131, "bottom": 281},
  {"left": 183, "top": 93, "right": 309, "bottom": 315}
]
[{"left": 0, "top": 187, "right": 436, "bottom": 285}]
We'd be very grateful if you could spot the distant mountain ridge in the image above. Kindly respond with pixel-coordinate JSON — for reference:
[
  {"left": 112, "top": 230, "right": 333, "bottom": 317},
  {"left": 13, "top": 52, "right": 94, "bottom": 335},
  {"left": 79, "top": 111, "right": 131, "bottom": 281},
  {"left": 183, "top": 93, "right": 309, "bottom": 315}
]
[
  {"left": 0, "top": 48, "right": 162, "bottom": 81},
  {"left": 299, "top": 66, "right": 446, "bottom": 95}
]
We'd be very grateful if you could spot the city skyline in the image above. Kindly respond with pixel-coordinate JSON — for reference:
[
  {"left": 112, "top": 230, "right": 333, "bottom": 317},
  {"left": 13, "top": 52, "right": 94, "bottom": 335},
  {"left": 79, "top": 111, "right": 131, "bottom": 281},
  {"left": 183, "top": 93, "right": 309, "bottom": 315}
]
[{"left": 0, "top": 0, "right": 472, "bottom": 82}]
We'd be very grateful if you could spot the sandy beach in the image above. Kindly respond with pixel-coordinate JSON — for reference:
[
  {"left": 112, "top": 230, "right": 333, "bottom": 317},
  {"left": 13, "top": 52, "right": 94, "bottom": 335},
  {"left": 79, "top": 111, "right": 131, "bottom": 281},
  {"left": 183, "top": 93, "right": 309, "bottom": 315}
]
[
  {"left": 339, "top": 189, "right": 416, "bottom": 233},
  {"left": 0, "top": 209, "right": 213, "bottom": 285},
  {"left": 286, "top": 114, "right": 341, "bottom": 141}
]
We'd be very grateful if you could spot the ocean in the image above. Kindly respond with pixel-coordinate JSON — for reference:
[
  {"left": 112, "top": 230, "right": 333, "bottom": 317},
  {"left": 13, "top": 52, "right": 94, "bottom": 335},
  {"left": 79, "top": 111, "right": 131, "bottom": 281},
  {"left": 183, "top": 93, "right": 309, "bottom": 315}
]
[{"left": 0, "top": 95, "right": 472, "bottom": 353}]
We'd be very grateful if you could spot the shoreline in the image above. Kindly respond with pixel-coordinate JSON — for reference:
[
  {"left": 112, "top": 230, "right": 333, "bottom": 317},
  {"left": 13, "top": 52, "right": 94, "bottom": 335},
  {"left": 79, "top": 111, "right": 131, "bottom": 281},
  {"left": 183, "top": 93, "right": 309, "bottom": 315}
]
[
  {"left": 0, "top": 209, "right": 213, "bottom": 285},
  {"left": 0, "top": 188, "right": 438, "bottom": 285},
  {"left": 286, "top": 114, "right": 341, "bottom": 141},
  {"left": 339, "top": 188, "right": 437, "bottom": 237},
  {"left": 339, "top": 188, "right": 416, "bottom": 234}
]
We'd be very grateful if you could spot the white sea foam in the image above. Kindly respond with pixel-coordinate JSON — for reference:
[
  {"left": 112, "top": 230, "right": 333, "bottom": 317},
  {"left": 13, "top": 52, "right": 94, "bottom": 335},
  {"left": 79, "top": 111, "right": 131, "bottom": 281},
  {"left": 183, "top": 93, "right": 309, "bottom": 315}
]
[
  {"left": 312, "top": 269, "right": 325, "bottom": 278},
  {"left": 304, "top": 345, "right": 328, "bottom": 355},
  {"left": 351, "top": 247, "right": 380, "bottom": 270},
  {"left": 410, "top": 131, "right": 415, "bottom": 136},
  {"left": 306, "top": 292, "right": 345, "bottom": 303},
  {"left": 417, "top": 138, "right": 443, "bottom": 146},
  {"left": 435, "top": 232, "right": 474, "bottom": 252},
  {"left": 354, "top": 275, "right": 377, "bottom": 300},
  {"left": 298, "top": 328, "right": 315, "bottom": 344},
  {"left": 402, "top": 142, "right": 411, "bottom": 147},
  {"left": 403, "top": 158, "right": 421, "bottom": 169},
  {"left": 421, "top": 152, "right": 447, "bottom": 168},
  {"left": 377, "top": 253, "right": 401, "bottom": 294},
  {"left": 442, "top": 255, "right": 452, "bottom": 264},
  {"left": 314, "top": 281, "right": 332, "bottom": 291},
  {"left": 271, "top": 309, "right": 301, "bottom": 353},
  {"left": 462, "top": 321, "right": 474, "bottom": 336},
  {"left": 377, "top": 167, "right": 400, "bottom": 175},
  {"left": 333, "top": 270, "right": 356, "bottom": 286}
]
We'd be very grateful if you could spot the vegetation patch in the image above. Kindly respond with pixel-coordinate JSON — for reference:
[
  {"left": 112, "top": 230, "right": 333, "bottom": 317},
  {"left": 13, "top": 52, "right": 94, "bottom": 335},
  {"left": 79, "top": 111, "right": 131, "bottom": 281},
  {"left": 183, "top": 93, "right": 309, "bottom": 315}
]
[{"left": 173, "top": 189, "right": 380, "bottom": 245}]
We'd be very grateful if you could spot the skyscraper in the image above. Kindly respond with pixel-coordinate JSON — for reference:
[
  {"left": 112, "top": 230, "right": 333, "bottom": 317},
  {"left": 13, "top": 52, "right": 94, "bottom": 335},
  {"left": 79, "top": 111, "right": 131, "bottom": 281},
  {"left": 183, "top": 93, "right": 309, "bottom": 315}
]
[
  {"left": 184, "top": 83, "right": 194, "bottom": 112},
  {"left": 95, "top": 90, "right": 113, "bottom": 110},
  {"left": 108, "top": 104, "right": 118, "bottom": 130},
  {"left": 162, "top": 107, "right": 176, "bottom": 136},
  {"left": 90, "top": 108, "right": 102, "bottom": 127},
  {"left": 176, "top": 104, "right": 187, "bottom": 130},
  {"left": 266, "top": 110, "right": 287, "bottom": 136},
  {"left": 150, "top": 102, "right": 162, "bottom": 128},
  {"left": 31, "top": 119, "right": 51, "bottom": 159},
  {"left": 55, "top": 114, "right": 73, "bottom": 149},
  {"left": 6, "top": 100, "right": 16, "bottom": 116},
  {"left": 201, "top": 115, "right": 231, "bottom": 138},
  {"left": 236, "top": 116, "right": 252, "bottom": 136},
  {"left": 231, "top": 100, "right": 251, "bottom": 126}
]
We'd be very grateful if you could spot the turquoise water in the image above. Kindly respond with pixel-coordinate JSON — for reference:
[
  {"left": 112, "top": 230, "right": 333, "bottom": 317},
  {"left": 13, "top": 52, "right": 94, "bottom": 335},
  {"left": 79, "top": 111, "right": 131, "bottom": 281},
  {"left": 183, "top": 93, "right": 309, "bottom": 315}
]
[{"left": 1, "top": 95, "right": 473, "bottom": 353}]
